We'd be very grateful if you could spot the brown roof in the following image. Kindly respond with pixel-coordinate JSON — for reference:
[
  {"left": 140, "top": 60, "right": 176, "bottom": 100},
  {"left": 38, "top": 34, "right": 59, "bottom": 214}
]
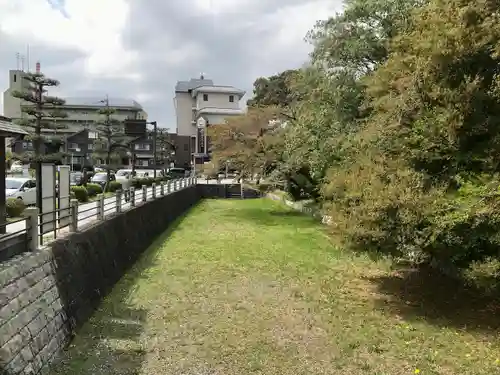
[{"left": 0, "top": 118, "right": 28, "bottom": 135}]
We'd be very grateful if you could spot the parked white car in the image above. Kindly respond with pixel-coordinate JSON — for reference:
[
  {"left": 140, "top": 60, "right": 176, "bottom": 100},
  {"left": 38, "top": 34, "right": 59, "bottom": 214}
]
[
  {"left": 5, "top": 177, "right": 37, "bottom": 205},
  {"left": 9, "top": 162, "right": 23, "bottom": 174},
  {"left": 115, "top": 169, "right": 132, "bottom": 185}
]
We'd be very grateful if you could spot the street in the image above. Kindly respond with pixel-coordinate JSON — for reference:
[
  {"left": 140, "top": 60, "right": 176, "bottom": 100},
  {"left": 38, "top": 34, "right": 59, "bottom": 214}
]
[{"left": 5, "top": 179, "right": 239, "bottom": 238}]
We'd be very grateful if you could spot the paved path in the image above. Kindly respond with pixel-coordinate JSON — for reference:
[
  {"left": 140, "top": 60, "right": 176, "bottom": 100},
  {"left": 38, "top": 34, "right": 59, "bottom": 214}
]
[
  {"left": 5, "top": 181, "right": 192, "bottom": 235},
  {"left": 5, "top": 179, "right": 239, "bottom": 239}
]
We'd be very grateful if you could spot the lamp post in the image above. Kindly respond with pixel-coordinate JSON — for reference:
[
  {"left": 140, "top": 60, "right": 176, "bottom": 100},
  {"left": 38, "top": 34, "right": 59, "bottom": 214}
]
[{"left": 145, "top": 121, "right": 157, "bottom": 178}]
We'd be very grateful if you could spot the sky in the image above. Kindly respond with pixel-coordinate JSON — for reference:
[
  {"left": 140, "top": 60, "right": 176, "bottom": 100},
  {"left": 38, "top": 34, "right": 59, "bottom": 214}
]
[{"left": 0, "top": 0, "right": 343, "bottom": 130}]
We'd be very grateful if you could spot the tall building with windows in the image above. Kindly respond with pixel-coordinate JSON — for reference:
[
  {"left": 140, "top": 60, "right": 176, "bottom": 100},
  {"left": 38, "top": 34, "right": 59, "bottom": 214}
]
[
  {"left": 3, "top": 69, "right": 147, "bottom": 169},
  {"left": 174, "top": 75, "right": 245, "bottom": 164}
]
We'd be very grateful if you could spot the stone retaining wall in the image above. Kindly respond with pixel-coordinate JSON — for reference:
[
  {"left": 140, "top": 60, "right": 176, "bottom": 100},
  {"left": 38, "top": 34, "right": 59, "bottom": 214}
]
[
  {"left": 0, "top": 251, "right": 67, "bottom": 374},
  {"left": 0, "top": 185, "right": 200, "bottom": 375}
]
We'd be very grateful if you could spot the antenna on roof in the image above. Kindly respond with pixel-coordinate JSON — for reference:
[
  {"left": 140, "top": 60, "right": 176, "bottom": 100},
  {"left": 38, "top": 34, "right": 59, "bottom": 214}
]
[
  {"left": 20, "top": 55, "right": 25, "bottom": 72},
  {"left": 15, "top": 53, "right": 20, "bottom": 70},
  {"left": 26, "top": 44, "right": 30, "bottom": 72},
  {"left": 200, "top": 72, "right": 205, "bottom": 80}
]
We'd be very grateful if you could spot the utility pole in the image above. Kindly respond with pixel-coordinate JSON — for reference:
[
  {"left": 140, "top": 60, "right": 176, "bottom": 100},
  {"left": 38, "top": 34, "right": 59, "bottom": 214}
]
[{"left": 152, "top": 121, "right": 157, "bottom": 179}]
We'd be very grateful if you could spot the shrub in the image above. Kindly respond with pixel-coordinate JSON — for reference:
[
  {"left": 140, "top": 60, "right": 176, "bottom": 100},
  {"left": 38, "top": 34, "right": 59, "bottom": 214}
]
[
  {"left": 71, "top": 186, "right": 88, "bottom": 203},
  {"left": 106, "top": 181, "right": 122, "bottom": 192},
  {"left": 131, "top": 178, "right": 142, "bottom": 189},
  {"left": 6, "top": 198, "right": 25, "bottom": 217},
  {"left": 85, "top": 183, "right": 103, "bottom": 197},
  {"left": 141, "top": 177, "right": 154, "bottom": 186}
]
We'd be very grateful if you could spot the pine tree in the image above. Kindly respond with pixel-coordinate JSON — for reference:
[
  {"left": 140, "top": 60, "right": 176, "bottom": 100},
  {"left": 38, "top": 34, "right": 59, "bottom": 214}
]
[
  {"left": 11, "top": 72, "right": 68, "bottom": 164},
  {"left": 92, "top": 96, "right": 133, "bottom": 191}
]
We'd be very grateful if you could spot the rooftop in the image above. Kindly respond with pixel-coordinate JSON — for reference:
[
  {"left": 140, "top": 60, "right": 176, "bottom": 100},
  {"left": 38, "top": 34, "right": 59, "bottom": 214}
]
[
  {"left": 175, "top": 78, "right": 214, "bottom": 93},
  {"left": 0, "top": 117, "right": 28, "bottom": 135}
]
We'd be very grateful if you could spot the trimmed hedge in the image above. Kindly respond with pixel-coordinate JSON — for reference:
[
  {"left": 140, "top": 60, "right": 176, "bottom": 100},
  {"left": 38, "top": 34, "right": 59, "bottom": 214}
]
[
  {"left": 6, "top": 198, "right": 26, "bottom": 217},
  {"left": 85, "top": 183, "right": 103, "bottom": 197},
  {"left": 71, "top": 186, "right": 89, "bottom": 203},
  {"left": 106, "top": 181, "right": 122, "bottom": 193}
]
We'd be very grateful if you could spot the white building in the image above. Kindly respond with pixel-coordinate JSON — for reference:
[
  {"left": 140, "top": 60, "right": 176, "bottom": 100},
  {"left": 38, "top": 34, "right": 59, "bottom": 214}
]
[
  {"left": 174, "top": 75, "right": 245, "bottom": 157},
  {"left": 2, "top": 69, "right": 147, "bottom": 135}
]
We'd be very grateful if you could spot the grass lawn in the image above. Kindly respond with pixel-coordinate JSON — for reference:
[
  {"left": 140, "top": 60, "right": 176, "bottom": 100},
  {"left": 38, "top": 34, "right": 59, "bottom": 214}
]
[{"left": 51, "top": 199, "right": 500, "bottom": 375}]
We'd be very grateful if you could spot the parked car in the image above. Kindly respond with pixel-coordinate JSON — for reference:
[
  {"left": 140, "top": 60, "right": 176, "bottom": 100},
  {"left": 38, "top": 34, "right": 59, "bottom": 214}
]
[
  {"left": 70, "top": 172, "right": 83, "bottom": 186},
  {"left": 90, "top": 172, "right": 116, "bottom": 188},
  {"left": 5, "top": 177, "right": 37, "bottom": 205},
  {"left": 115, "top": 169, "right": 132, "bottom": 185},
  {"left": 167, "top": 168, "right": 186, "bottom": 178},
  {"left": 9, "top": 162, "right": 23, "bottom": 174}
]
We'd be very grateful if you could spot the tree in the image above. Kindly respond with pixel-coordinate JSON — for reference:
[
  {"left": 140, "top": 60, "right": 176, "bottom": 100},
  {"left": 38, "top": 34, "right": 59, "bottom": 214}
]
[
  {"left": 208, "top": 107, "right": 285, "bottom": 180},
  {"left": 92, "top": 97, "right": 131, "bottom": 191},
  {"left": 11, "top": 71, "right": 67, "bottom": 207},
  {"left": 247, "top": 70, "right": 301, "bottom": 108},
  {"left": 307, "top": 0, "right": 427, "bottom": 75},
  {"left": 11, "top": 73, "right": 68, "bottom": 163}
]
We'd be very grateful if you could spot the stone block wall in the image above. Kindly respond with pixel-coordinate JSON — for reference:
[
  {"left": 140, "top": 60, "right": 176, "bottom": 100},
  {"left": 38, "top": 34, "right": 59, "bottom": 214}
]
[
  {"left": 0, "top": 185, "right": 200, "bottom": 375},
  {"left": 0, "top": 251, "right": 67, "bottom": 375},
  {"left": 197, "top": 184, "right": 260, "bottom": 199}
]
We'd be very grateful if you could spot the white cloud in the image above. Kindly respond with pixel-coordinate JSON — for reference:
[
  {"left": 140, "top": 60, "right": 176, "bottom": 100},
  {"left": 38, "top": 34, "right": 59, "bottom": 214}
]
[
  {"left": 0, "top": 0, "right": 344, "bottom": 125},
  {"left": 0, "top": 0, "right": 138, "bottom": 79}
]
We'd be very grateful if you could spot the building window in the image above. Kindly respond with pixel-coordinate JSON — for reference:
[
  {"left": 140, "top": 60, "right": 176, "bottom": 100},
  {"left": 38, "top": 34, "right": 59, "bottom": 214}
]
[
  {"left": 229, "top": 95, "right": 234, "bottom": 102},
  {"left": 203, "top": 94, "right": 208, "bottom": 101},
  {"left": 136, "top": 160, "right": 149, "bottom": 166},
  {"left": 88, "top": 131, "right": 98, "bottom": 139},
  {"left": 13, "top": 74, "right": 16, "bottom": 83},
  {"left": 134, "top": 144, "right": 151, "bottom": 151},
  {"left": 87, "top": 143, "right": 94, "bottom": 150},
  {"left": 68, "top": 143, "right": 79, "bottom": 150},
  {"left": 22, "top": 141, "right": 32, "bottom": 149}
]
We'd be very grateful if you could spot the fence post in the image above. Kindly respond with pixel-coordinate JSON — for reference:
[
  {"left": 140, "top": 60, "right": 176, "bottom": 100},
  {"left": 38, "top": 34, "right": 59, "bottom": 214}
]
[
  {"left": 69, "top": 199, "right": 78, "bottom": 232},
  {"left": 142, "top": 185, "right": 147, "bottom": 202},
  {"left": 97, "top": 194, "right": 105, "bottom": 220},
  {"left": 116, "top": 190, "right": 122, "bottom": 213},
  {"left": 152, "top": 183, "right": 156, "bottom": 199},
  {"left": 24, "top": 207, "right": 39, "bottom": 251},
  {"left": 160, "top": 182, "right": 165, "bottom": 196},
  {"left": 130, "top": 187, "right": 135, "bottom": 207},
  {"left": 167, "top": 181, "right": 171, "bottom": 194}
]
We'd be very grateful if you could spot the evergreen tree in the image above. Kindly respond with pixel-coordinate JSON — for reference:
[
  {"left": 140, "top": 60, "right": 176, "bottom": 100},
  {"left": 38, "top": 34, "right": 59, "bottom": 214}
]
[
  {"left": 92, "top": 96, "right": 132, "bottom": 191},
  {"left": 11, "top": 72, "right": 68, "bottom": 164}
]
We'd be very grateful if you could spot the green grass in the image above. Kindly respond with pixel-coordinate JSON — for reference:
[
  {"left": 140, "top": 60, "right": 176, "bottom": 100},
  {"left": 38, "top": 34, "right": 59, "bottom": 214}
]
[{"left": 51, "top": 199, "right": 500, "bottom": 375}]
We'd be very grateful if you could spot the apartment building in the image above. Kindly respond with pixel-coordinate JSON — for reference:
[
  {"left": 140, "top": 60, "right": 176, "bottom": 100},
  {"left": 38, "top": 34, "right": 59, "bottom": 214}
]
[
  {"left": 3, "top": 69, "right": 147, "bottom": 169},
  {"left": 174, "top": 75, "right": 245, "bottom": 164}
]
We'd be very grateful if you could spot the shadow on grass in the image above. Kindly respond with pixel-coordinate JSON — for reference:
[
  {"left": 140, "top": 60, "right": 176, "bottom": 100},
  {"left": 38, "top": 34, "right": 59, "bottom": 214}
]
[
  {"left": 366, "top": 265, "right": 500, "bottom": 334},
  {"left": 216, "top": 200, "right": 320, "bottom": 228},
  {"left": 51, "top": 204, "right": 198, "bottom": 375}
]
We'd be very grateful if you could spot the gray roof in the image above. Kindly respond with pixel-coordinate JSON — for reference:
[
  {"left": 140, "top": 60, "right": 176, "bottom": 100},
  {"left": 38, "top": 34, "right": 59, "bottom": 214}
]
[
  {"left": 0, "top": 119, "right": 28, "bottom": 135},
  {"left": 62, "top": 97, "right": 143, "bottom": 109},
  {"left": 175, "top": 78, "right": 214, "bottom": 92}
]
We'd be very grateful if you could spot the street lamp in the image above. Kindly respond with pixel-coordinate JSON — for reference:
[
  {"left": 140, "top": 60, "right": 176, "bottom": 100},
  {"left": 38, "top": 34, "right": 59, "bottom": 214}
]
[
  {"left": 145, "top": 121, "right": 157, "bottom": 178},
  {"left": 193, "top": 117, "right": 207, "bottom": 177}
]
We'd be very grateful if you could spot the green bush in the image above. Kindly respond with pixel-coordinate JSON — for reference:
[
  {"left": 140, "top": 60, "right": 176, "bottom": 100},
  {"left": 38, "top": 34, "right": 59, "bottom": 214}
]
[
  {"left": 106, "top": 181, "right": 122, "bottom": 192},
  {"left": 71, "top": 186, "right": 88, "bottom": 203},
  {"left": 131, "top": 178, "right": 142, "bottom": 189},
  {"left": 141, "top": 177, "right": 154, "bottom": 186},
  {"left": 85, "top": 183, "right": 103, "bottom": 197},
  {"left": 6, "top": 198, "right": 25, "bottom": 217}
]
